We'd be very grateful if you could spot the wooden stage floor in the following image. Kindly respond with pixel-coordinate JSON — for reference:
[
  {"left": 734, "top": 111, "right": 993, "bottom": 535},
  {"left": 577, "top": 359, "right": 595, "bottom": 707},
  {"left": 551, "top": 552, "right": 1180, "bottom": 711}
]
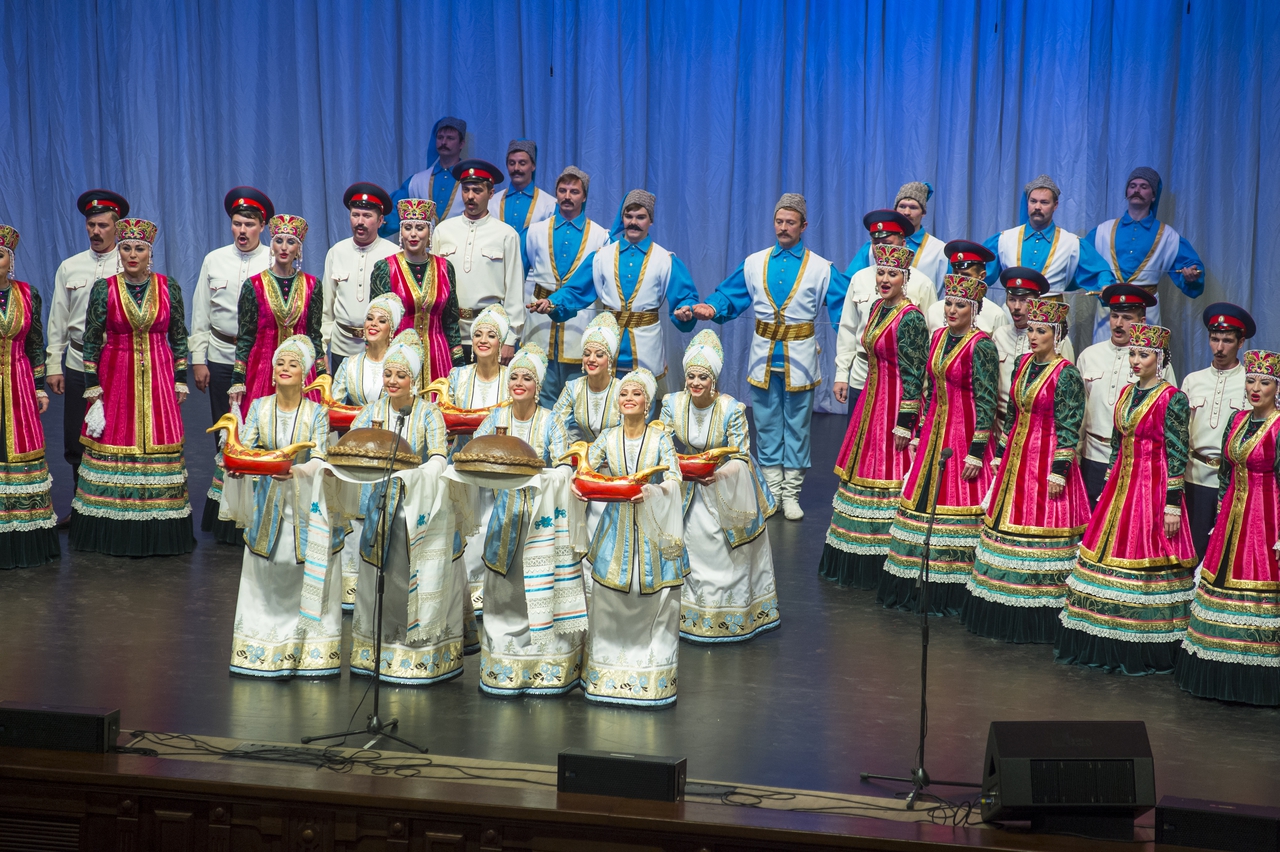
[{"left": 2, "top": 399, "right": 1277, "bottom": 831}]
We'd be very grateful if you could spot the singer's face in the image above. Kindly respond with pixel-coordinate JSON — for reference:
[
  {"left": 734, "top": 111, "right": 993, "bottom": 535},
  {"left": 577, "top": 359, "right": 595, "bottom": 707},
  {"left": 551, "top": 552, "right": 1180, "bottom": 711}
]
[
  {"left": 685, "top": 367, "right": 714, "bottom": 402},
  {"left": 472, "top": 325, "right": 500, "bottom": 361},
  {"left": 618, "top": 384, "right": 648, "bottom": 415},
  {"left": 582, "top": 344, "right": 611, "bottom": 377},
  {"left": 273, "top": 353, "right": 305, "bottom": 389},
  {"left": 508, "top": 368, "right": 537, "bottom": 401},
  {"left": 365, "top": 309, "right": 393, "bottom": 345},
  {"left": 383, "top": 366, "right": 414, "bottom": 402}
]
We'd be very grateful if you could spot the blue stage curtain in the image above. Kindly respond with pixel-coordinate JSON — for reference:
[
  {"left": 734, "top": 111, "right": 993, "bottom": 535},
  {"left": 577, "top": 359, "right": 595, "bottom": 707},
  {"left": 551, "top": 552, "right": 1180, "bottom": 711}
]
[{"left": 0, "top": 0, "right": 1275, "bottom": 412}]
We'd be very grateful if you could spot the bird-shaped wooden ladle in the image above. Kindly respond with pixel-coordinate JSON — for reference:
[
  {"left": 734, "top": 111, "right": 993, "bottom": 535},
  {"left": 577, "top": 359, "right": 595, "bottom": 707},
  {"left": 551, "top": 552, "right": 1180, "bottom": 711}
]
[
  {"left": 207, "top": 414, "right": 316, "bottom": 477},
  {"left": 302, "top": 374, "right": 363, "bottom": 430},
  {"left": 419, "top": 376, "right": 513, "bottom": 435},
  {"left": 557, "top": 440, "right": 668, "bottom": 502}
]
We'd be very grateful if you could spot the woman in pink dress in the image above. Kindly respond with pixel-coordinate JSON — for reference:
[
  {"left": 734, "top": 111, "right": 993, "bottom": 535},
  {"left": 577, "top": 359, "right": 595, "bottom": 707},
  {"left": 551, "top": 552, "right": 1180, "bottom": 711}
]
[
  {"left": 963, "top": 298, "right": 1090, "bottom": 643},
  {"left": 227, "top": 214, "right": 325, "bottom": 415},
  {"left": 1176, "top": 348, "right": 1280, "bottom": 705},
  {"left": 70, "top": 218, "right": 194, "bottom": 556},
  {"left": 369, "top": 198, "right": 463, "bottom": 388},
  {"left": 881, "top": 273, "right": 998, "bottom": 615},
  {"left": 820, "top": 243, "right": 927, "bottom": 589},
  {"left": 1056, "top": 322, "right": 1197, "bottom": 675}
]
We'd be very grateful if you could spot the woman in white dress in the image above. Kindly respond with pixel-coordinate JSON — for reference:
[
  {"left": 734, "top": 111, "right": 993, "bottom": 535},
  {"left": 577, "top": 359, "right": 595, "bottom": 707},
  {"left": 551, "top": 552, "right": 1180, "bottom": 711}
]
[
  {"left": 553, "top": 313, "right": 623, "bottom": 596},
  {"left": 228, "top": 334, "right": 340, "bottom": 678},
  {"left": 660, "top": 330, "right": 779, "bottom": 643},
  {"left": 330, "top": 292, "right": 400, "bottom": 610},
  {"left": 446, "top": 305, "right": 512, "bottom": 615},
  {"left": 348, "top": 330, "right": 464, "bottom": 685},
  {"left": 473, "top": 344, "right": 583, "bottom": 696},
  {"left": 577, "top": 368, "right": 687, "bottom": 708}
]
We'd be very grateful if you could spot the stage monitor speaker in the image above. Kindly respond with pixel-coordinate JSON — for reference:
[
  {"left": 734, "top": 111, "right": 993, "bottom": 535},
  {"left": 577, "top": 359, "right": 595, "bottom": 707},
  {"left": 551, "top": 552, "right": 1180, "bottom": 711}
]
[
  {"left": 980, "top": 720, "right": 1155, "bottom": 841},
  {"left": 558, "top": 748, "right": 686, "bottom": 802},
  {"left": 0, "top": 701, "right": 121, "bottom": 753},
  {"left": 1156, "top": 796, "right": 1280, "bottom": 852}
]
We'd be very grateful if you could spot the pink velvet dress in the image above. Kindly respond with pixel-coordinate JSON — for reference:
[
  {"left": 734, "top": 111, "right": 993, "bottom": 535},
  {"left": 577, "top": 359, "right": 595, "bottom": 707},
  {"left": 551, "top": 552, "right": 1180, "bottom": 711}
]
[
  {"left": 1177, "top": 409, "right": 1280, "bottom": 705},
  {"left": 387, "top": 253, "right": 457, "bottom": 386},
  {"left": 1057, "top": 380, "right": 1197, "bottom": 675},
  {"left": 883, "top": 326, "right": 999, "bottom": 615},
  {"left": 821, "top": 299, "right": 926, "bottom": 589},
  {"left": 233, "top": 271, "right": 324, "bottom": 412},
  {"left": 964, "top": 354, "right": 1090, "bottom": 643}
]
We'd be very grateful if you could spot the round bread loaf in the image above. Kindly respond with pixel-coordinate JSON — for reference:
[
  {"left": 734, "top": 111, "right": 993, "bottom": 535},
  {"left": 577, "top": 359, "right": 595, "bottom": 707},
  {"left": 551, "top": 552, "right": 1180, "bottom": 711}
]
[
  {"left": 328, "top": 427, "right": 422, "bottom": 471},
  {"left": 453, "top": 433, "right": 543, "bottom": 476}
]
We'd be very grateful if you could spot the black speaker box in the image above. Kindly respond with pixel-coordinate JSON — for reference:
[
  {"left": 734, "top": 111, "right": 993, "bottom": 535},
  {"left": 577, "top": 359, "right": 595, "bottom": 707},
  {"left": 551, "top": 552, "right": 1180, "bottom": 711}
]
[
  {"left": 557, "top": 748, "right": 686, "bottom": 802},
  {"left": 0, "top": 701, "right": 121, "bottom": 753},
  {"left": 1157, "top": 796, "right": 1280, "bottom": 852},
  {"left": 980, "top": 720, "right": 1155, "bottom": 840}
]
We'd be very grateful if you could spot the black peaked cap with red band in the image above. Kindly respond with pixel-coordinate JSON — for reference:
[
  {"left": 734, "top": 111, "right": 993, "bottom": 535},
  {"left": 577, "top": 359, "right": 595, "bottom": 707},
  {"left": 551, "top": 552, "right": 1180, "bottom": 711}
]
[
  {"left": 998, "top": 265, "right": 1050, "bottom": 295},
  {"left": 1202, "top": 302, "right": 1256, "bottom": 339},
  {"left": 223, "top": 186, "right": 275, "bottom": 221},
  {"left": 77, "top": 189, "right": 130, "bottom": 218},
  {"left": 451, "top": 159, "right": 505, "bottom": 186},
  {"left": 343, "top": 182, "right": 392, "bottom": 214},
  {"left": 945, "top": 239, "right": 996, "bottom": 267},
  {"left": 1100, "top": 283, "right": 1158, "bottom": 309},
  {"left": 862, "top": 209, "right": 914, "bottom": 238}
]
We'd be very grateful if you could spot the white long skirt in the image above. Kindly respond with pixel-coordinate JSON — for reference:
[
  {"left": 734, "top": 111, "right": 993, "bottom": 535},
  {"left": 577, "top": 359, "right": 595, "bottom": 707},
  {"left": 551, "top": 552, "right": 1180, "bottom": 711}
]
[
  {"left": 230, "top": 495, "right": 344, "bottom": 678},
  {"left": 580, "top": 501, "right": 604, "bottom": 601},
  {"left": 350, "top": 504, "right": 469, "bottom": 685},
  {"left": 339, "top": 517, "right": 363, "bottom": 611},
  {"left": 584, "top": 568, "right": 680, "bottom": 708},
  {"left": 479, "top": 527, "right": 585, "bottom": 696},
  {"left": 462, "top": 489, "right": 496, "bottom": 614},
  {"left": 680, "top": 487, "right": 780, "bottom": 643}
]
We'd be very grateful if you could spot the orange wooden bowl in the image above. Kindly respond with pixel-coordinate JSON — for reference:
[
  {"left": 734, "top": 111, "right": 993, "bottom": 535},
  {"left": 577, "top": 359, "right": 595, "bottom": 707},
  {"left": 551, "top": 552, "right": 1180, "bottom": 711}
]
[
  {"left": 573, "top": 476, "right": 645, "bottom": 503},
  {"left": 223, "top": 453, "right": 294, "bottom": 478}
]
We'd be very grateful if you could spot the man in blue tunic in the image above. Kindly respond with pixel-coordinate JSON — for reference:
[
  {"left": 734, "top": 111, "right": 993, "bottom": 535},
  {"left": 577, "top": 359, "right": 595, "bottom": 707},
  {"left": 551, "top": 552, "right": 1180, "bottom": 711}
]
[
  {"left": 680, "top": 193, "right": 846, "bottom": 521},
  {"left": 383, "top": 116, "right": 469, "bottom": 235},
  {"left": 490, "top": 139, "right": 558, "bottom": 272},
  {"left": 843, "top": 181, "right": 949, "bottom": 298},
  {"left": 1085, "top": 166, "right": 1204, "bottom": 343}
]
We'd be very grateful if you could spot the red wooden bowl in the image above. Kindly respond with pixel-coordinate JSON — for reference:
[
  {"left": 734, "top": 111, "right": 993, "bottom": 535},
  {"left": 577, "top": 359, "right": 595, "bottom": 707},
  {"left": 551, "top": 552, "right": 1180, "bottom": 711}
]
[
  {"left": 223, "top": 453, "right": 294, "bottom": 478},
  {"left": 573, "top": 476, "right": 645, "bottom": 503},
  {"left": 326, "top": 406, "right": 360, "bottom": 430},
  {"left": 678, "top": 457, "right": 719, "bottom": 479},
  {"left": 444, "top": 410, "right": 490, "bottom": 435}
]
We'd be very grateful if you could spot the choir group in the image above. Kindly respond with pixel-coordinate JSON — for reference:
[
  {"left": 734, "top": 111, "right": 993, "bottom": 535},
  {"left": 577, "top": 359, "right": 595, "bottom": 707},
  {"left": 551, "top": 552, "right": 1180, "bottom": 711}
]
[{"left": 2, "top": 117, "right": 1272, "bottom": 709}]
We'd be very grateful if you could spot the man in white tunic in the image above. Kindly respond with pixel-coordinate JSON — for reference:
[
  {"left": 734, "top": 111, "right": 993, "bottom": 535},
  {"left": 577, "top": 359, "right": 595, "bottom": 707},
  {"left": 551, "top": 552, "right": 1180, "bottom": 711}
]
[
  {"left": 831, "top": 210, "right": 937, "bottom": 414},
  {"left": 989, "top": 265, "right": 1075, "bottom": 423},
  {"left": 321, "top": 182, "right": 400, "bottom": 376},
  {"left": 1085, "top": 166, "right": 1205, "bottom": 343},
  {"left": 923, "top": 240, "right": 1013, "bottom": 335},
  {"left": 843, "top": 182, "right": 949, "bottom": 297},
  {"left": 384, "top": 116, "right": 469, "bottom": 235},
  {"left": 983, "top": 174, "right": 1114, "bottom": 302},
  {"left": 681, "top": 193, "right": 844, "bottom": 521},
  {"left": 46, "top": 189, "right": 128, "bottom": 512},
  {"left": 432, "top": 159, "right": 524, "bottom": 364},
  {"left": 522, "top": 166, "right": 610, "bottom": 406},
  {"left": 529, "top": 189, "right": 699, "bottom": 395},
  {"left": 490, "top": 139, "right": 558, "bottom": 271},
  {"left": 1076, "top": 284, "right": 1175, "bottom": 505},
  {"left": 191, "top": 187, "right": 273, "bottom": 429},
  {"left": 1181, "top": 303, "right": 1253, "bottom": 559}
]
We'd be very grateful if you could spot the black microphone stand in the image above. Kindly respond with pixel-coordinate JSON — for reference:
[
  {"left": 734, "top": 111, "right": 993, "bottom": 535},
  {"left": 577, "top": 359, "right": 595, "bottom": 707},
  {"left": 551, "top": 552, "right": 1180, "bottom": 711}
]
[
  {"left": 861, "top": 447, "right": 979, "bottom": 808},
  {"left": 303, "top": 406, "right": 427, "bottom": 754}
]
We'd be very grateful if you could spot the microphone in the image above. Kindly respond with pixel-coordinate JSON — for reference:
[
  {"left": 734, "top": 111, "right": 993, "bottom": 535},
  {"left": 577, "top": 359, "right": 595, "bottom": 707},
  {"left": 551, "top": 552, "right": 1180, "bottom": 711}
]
[
  {"left": 940, "top": 448, "right": 953, "bottom": 460},
  {"left": 397, "top": 403, "right": 415, "bottom": 418}
]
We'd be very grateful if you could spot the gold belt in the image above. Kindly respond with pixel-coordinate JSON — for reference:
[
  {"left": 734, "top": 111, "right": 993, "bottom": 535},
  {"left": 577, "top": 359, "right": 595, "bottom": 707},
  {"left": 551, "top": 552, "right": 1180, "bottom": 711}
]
[
  {"left": 1191, "top": 450, "right": 1221, "bottom": 469},
  {"left": 755, "top": 319, "right": 815, "bottom": 342},
  {"left": 533, "top": 285, "right": 555, "bottom": 300},
  {"left": 338, "top": 322, "right": 364, "bottom": 340},
  {"left": 1139, "top": 284, "right": 1158, "bottom": 294},
  {"left": 610, "top": 309, "right": 660, "bottom": 329},
  {"left": 459, "top": 307, "right": 477, "bottom": 320}
]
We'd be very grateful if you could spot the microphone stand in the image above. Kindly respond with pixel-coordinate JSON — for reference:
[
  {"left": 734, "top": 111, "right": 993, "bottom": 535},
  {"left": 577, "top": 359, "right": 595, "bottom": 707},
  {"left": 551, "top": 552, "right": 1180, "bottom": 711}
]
[
  {"left": 861, "top": 447, "right": 979, "bottom": 808},
  {"left": 303, "top": 405, "right": 427, "bottom": 754}
]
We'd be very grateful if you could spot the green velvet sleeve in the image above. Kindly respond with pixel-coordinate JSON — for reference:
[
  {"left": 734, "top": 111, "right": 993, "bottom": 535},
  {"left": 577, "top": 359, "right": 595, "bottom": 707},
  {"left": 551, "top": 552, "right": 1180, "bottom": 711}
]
[
  {"left": 167, "top": 277, "right": 189, "bottom": 385},
  {"left": 306, "top": 278, "right": 327, "bottom": 376},
  {"left": 443, "top": 261, "right": 463, "bottom": 364},
  {"left": 1217, "top": 416, "right": 1235, "bottom": 504},
  {"left": 26, "top": 288, "right": 46, "bottom": 390},
  {"left": 995, "top": 354, "right": 1028, "bottom": 459},
  {"left": 896, "top": 308, "right": 928, "bottom": 426},
  {"left": 232, "top": 279, "right": 257, "bottom": 385},
  {"left": 1051, "top": 362, "right": 1085, "bottom": 475},
  {"left": 968, "top": 336, "right": 999, "bottom": 460},
  {"left": 368, "top": 259, "right": 390, "bottom": 299},
  {"left": 82, "top": 280, "right": 109, "bottom": 389},
  {"left": 1165, "top": 389, "right": 1191, "bottom": 505}
]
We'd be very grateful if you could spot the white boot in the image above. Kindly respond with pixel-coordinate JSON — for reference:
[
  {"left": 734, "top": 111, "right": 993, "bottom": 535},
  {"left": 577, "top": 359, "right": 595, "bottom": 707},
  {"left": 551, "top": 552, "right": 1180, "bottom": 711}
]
[
  {"left": 781, "top": 468, "right": 805, "bottom": 521},
  {"left": 762, "top": 466, "right": 784, "bottom": 513}
]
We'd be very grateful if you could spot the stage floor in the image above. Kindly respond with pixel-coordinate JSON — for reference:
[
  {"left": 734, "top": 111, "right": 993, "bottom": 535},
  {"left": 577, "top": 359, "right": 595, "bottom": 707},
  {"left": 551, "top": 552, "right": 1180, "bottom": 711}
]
[{"left": 2, "top": 399, "right": 1278, "bottom": 815}]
